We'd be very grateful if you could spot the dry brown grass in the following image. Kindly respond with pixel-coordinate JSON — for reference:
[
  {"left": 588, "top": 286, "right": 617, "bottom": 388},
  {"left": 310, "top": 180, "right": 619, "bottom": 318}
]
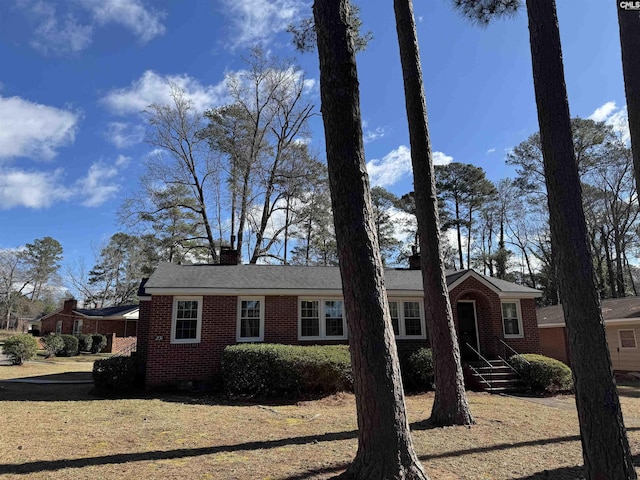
[{"left": 1, "top": 363, "right": 640, "bottom": 479}]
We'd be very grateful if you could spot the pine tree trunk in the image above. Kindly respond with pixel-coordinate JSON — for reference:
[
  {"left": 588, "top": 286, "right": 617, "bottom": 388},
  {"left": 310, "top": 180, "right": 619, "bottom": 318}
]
[
  {"left": 313, "top": 1, "right": 428, "bottom": 478},
  {"left": 617, "top": 3, "right": 640, "bottom": 202},
  {"left": 455, "top": 202, "right": 464, "bottom": 270},
  {"left": 603, "top": 226, "right": 617, "bottom": 298},
  {"left": 526, "top": 1, "right": 636, "bottom": 478},
  {"left": 394, "top": 0, "right": 473, "bottom": 427}
]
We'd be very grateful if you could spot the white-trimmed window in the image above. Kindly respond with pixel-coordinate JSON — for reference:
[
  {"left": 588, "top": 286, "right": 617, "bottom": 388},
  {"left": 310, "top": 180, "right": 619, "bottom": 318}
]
[
  {"left": 237, "top": 297, "right": 264, "bottom": 342},
  {"left": 619, "top": 329, "right": 637, "bottom": 349},
  {"left": 502, "top": 301, "right": 523, "bottom": 338},
  {"left": 299, "top": 299, "right": 347, "bottom": 340},
  {"left": 388, "top": 299, "right": 426, "bottom": 339},
  {"left": 56, "top": 320, "right": 62, "bottom": 334},
  {"left": 171, "top": 296, "right": 202, "bottom": 344},
  {"left": 72, "top": 319, "right": 83, "bottom": 335}
]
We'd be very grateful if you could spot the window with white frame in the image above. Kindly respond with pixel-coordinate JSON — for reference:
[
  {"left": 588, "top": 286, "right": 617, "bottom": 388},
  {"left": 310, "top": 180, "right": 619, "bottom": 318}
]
[
  {"left": 300, "top": 300, "right": 320, "bottom": 337},
  {"left": 619, "top": 329, "right": 637, "bottom": 349},
  {"left": 237, "top": 297, "right": 264, "bottom": 342},
  {"left": 299, "top": 299, "right": 347, "bottom": 340},
  {"left": 501, "top": 301, "right": 523, "bottom": 337},
  {"left": 56, "top": 320, "right": 62, "bottom": 334},
  {"left": 72, "top": 319, "right": 83, "bottom": 335},
  {"left": 388, "top": 299, "right": 426, "bottom": 339},
  {"left": 171, "top": 297, "right": 202, "bottom": 344}
]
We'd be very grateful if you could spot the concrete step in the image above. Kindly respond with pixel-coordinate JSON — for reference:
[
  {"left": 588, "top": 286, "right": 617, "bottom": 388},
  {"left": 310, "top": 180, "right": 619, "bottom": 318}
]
[{"left": 465, "top": 359, "right": 522, "bottom": 394}]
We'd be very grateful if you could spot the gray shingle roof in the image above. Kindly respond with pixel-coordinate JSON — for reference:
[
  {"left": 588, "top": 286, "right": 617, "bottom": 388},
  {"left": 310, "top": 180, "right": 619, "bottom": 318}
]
[
  {"left": 76, "top": 305, "right": 139, "bottom": 318},
  {"left": 538, "top": 296, "right": 640, "bottom": 326},
  {"left": 143, "top": 263, "right": 540, "bottom": 296}
]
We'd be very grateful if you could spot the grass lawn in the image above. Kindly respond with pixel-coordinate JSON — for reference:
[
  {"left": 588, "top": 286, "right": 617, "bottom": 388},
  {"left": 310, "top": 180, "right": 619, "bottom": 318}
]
[{"left": 1, "top": 363, "right": 640, "bottom": 479}]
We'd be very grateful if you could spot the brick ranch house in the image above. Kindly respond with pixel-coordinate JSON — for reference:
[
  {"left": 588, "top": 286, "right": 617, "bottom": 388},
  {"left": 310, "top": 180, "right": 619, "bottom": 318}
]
[
  {"left": 538, "top": 296, "right": 640, "bottom": 372},
  {"left": 40, "top": 299, "right": 138, "bottom": 353},
  {"left": 137, "top": 257, "right": 542, "bottom": 389}
]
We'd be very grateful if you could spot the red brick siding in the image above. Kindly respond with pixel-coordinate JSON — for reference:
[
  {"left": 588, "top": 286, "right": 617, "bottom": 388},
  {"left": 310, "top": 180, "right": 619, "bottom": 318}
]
[
  {"left": 40, "top": 313, "right": 136, "bottom": 338},
  {"left": 449, "top": 277, "right": 540, "bottom": 358},
  {"left": 137, "top": 300, "right": 151, "bottom": 372},
  {"left": 143, "top": 276, "right": 542, "bottom": 388},
  {"left": 539, "top": 326, "right": 570, "bottom": 365},
  {"left": 105, "top": 333, "right": 137, "bottom": 354},
  {"left": 264, "top": 296, "right": 298, "bottom": 344},
  {"left": 144, "top": 295, "right": 237, "bottom": 388}
]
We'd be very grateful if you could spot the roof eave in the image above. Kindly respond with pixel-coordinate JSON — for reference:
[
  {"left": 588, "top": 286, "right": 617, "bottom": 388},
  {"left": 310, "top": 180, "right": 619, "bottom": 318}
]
[
  {"left": 447, "top": 270, "right": 542, "bottom": 298},
  {"left": 143, "top": 287, "right": 426, "bottom": 297}
]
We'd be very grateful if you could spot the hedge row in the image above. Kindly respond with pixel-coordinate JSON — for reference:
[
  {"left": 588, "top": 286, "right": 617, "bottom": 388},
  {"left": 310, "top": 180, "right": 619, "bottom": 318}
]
[
  {"left": 93, "top": 356, "right": 137, "bottom": 393},
  {"left": 222, "top": 344, "right": 435, "bottom": 398},
  {"left": 223, "top": 344, "right": 353, "bottom": 398},
  {"left": 40, "top": 333, "right": 107, "bottom": 358}
]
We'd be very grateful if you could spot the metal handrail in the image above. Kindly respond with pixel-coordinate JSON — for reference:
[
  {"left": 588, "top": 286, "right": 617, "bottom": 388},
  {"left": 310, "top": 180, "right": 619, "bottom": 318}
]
[
  {"left": 111, "top": 341, "right": 137, "bottom": 358},
  {"left": 464, "top": 342, "right": 495, "bottom": 390},
  {"left": 496, "top": 336, "right": 531, "bottom": 365},
  {"left": 465, "top": 342, "right": 492, "bottom": 367}
]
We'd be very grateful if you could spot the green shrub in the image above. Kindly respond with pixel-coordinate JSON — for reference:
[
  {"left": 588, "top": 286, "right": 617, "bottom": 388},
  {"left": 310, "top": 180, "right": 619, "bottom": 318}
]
[
  {"left": 223, "top": 344, "right": 352, "bottom": 398},
  {"left": 93, "top": 356, "right": 137, "bottom": 393},
  {"left": 402, "top": 347, "right": 434, "bottom": 391},
  {"left": 58, "top": 334, "right": 79, "bottom": 357},
  {"left": 76, "top": 334, "right": 93, "bottom": 352},
  {"left": 90, "top": 334, "right": 107, "bottom": 354},
  {"left": 40, "top": 334, "right": 64, "bottom": 358},
  {"left": 509, "top": 353, "right": 573, "bottom": 394},
  {"left": 2, "top": 334, "right": 39, "bottom": 365}
]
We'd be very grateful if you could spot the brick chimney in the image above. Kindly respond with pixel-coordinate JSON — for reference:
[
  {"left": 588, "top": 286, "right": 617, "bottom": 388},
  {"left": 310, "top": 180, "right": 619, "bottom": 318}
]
[
  {"left": 408, "top": 245, "right": 421, "bottom": 270},
  {"left": 220, "top": 247, "right": 240, "bottom": 265},
  {"left": 63, "top": 298, "right": 78, "bottom": 313}
]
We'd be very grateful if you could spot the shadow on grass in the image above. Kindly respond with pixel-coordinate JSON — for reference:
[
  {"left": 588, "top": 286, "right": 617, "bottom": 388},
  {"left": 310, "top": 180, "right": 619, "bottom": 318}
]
[
  {"left": 0, "top": 382, "right": 104, "bottom": 402},
  {"left": 617, "top": 381, "right": 640, "bottom": 399},
  {"left": 3, "top": 421, "right": 639, "bottom": 477},
  {"left": 0, "top": 374, "right": 153, "bottom": 402},
  {"left": 0, "top": 430, "right": 357, "bottom": 475}
]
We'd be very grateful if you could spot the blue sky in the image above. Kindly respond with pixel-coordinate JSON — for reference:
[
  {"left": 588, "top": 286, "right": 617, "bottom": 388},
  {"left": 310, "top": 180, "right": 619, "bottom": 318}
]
[{"left": 0, "top": 1, "right": 629, "bottom": 275}]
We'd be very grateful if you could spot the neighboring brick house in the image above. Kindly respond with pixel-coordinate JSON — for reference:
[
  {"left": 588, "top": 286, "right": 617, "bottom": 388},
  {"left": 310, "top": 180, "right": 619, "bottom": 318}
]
[
  {"left": 40, "top": 299, "right": 139, "bottom": 353},
  {"left": 138, "top": 255, "right": 542, "bottom": 389},
  {"left": 538, "top": 297, "right": 640, "bottom": 372}
]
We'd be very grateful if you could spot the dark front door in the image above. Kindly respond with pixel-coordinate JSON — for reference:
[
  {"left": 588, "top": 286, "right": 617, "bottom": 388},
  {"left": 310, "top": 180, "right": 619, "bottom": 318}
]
[{"left": 457, "top": 302, "right": 479, "bottom": 361}]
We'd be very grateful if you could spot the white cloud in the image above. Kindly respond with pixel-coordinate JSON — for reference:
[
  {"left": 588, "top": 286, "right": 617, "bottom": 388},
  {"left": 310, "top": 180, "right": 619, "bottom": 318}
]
[
  {"left": 221, "top": 0, "right": 303, "bottom": 49},
  {"left": 105, "top": 121, "right": 145, "bottom": 148},
  {"left": 0, "top": 155, "right": 128, "bottom": 210},
  {"left": 387, "top": 206, "right": 416, "bottom": 244},
  {"left": 146, "top": 148, "right": 165, "bottom": 160},
  {"left": 363, "top": 126, "right": 388, "bottom": 144},
  {"left": 303, "top": 78, "right": 317, "bottom": 95},
  {"left": 80, "top": 0, "right": 166, "bottom": 43},
  {"left": 589, "top": 101, "right": 631, "bottom": 144},
  {"left": 367, "top": 145, "right": 413, "bottom": 187},
  {"left": 589, "top": 101, "right": 617, "bottom": 123},
  {"left": 366, "top": 146, "right": 454, "bottom": 187},
  {"left": 115, "top": 154, "right": 131, "bottom": 167},
  {"left": 432, "top": 151, "right": 453, "bottom": 165},
  {"left": 102, "top": 70, "right": 227, "bottom": 115},
  {"left": 29, "top": 2, "right": 93, "bottom": 55},
  {"left": 0, "top": 168, "right": 71, "bottom": 209},
  {"left": 20, "top": 0, "right": 165, "bottom": 55},
  {"left": 0, "top": 95, "right": 79, "bottom": 161},
  {"left": 486, "top": 147, "right": 496, "bottom": 154},
  {"left": 75, "top": 161, "right": 121, "bottom": 207}
]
